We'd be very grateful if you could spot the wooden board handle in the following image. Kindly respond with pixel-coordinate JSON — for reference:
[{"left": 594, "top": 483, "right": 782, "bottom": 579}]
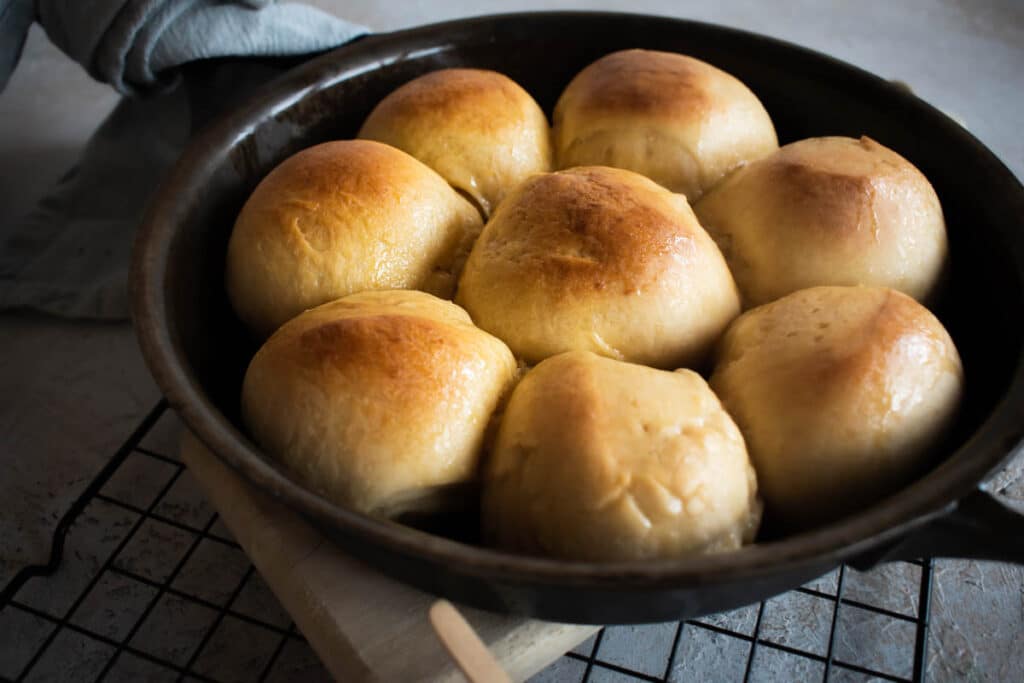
[{"left": 430, "top": 600, "right": 513, "bottom": 683}]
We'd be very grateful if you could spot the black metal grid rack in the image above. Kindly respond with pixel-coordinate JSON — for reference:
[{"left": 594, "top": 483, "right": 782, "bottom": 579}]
[{"left": 0, "top": 401, "right": 935, "bottom": 682}]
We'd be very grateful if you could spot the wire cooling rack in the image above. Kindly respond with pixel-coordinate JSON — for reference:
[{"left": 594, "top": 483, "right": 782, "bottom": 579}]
[{"left": 0, "top": 401, "right": 935, "bottom": 682}]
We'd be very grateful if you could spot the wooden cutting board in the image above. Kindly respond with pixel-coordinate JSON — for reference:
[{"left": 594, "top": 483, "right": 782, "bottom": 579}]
[{"left": 180, "top": 432, "right": 598, "bottom": 682}]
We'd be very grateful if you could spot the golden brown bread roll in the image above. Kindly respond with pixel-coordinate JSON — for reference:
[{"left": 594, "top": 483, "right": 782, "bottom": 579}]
[
  {"left": 225, "top": 140, "right": 482, "bottom": 337},
  {"left": 455, "top": 166, "right": 741, "bottom": 369},
  {"left": 482, "top": 351, "right": 761, "bottom": 561},
  {"left": 694, "top": 136, "right": 948, "bottom": 308},
  {"left": 358, "top": 68, "right": 552, "bottom": 217},
  {"left": 710, "top": 286, "right": 963, "bottom": 530},
  {"left": 241, "top": 290, "right": 517, "bottom": 518},
  {"left": 552, "top": 49, "right": 777, "bottom": 201}
]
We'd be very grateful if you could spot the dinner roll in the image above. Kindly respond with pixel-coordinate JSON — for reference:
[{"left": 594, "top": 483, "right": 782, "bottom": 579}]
[
  {"left": 241, "top": 290, "right": 517, "bottom": 518},
  {"left": 710, "top": 286, "right": 963, "bottom": 530},
  {"left": 359, "top": 68, "right": 552, "bottom": 216},
  {"left": 552, "top": 49, "right": 777, "bottom": 201},
  {"left": 455, "top": 166, "right": 740, "bottom": 368},
  {"left": 694, "top": 136, "right": 948, "bottom": 308},
  {"left": 482, "top": 351, "right": 761, "bottom": 561},
  {"left": 225, "top": 140, "right": 482, "bottom": 337}
]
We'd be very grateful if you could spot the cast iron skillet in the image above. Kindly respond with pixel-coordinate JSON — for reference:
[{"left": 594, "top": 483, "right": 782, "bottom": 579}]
[{"left": 131, "top": 12, "right": 1024, "bottom": 624}]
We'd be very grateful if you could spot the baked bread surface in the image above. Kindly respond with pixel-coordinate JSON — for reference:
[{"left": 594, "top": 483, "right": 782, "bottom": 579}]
[
  {"left": 553, "top": 49, "right": 778, "bottom": 201},
  {"left": 226, "top": 140, "right": 482, "bottom": 337},
  {"left": 456, "top": 165, "right": 740, "bottom": 368},
  {"left": 710, "top": 286, "right": 963, "bottom": 529},
  {"left": 241, "top": 289, "right": 518, "bottom": 518},
  {"left": 483, "top": 350, "right": 761, "bottom": 561},
  {"left": 695, "top": 136, "right": 948, "bottom": 308},
  {"left": 359, "top": 68, "right": 552, "bottom": 217}
]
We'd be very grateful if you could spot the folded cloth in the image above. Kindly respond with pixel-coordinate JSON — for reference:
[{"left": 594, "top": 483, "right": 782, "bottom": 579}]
[
  {"left": 0, "top": 1, "right": 34, "bottom": 91},
  {"left": 0, "top": 1, "right": 367, "bottom": 319},
  {"left": 34, "top": 0, "right": 366, "bottom": 94}
]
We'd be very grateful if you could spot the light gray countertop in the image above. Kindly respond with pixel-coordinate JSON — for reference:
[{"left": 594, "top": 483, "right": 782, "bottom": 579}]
[{"left": 1, "top": 1, "right": 1022, "bottom": 681}]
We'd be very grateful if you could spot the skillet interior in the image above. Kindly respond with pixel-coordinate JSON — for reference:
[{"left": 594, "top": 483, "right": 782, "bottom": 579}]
[{"left": 132, "top": 12, "right": 1024, "bottom": 623}]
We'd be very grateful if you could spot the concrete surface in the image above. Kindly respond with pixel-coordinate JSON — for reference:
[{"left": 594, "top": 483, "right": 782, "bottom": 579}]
[
  {"left": 0, "top": 315, "right": 158, "bottom": 587},
  {"left": 1, "top": 1, "right": 1022, "bottom": 681}
]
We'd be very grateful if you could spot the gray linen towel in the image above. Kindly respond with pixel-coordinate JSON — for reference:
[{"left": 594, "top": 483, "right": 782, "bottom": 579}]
[
  {"left": 0, "top": 1, "right": 367, "bottom": 319},
  {"left": 0, "top": 1, "right": 34, "bottom": 89}
]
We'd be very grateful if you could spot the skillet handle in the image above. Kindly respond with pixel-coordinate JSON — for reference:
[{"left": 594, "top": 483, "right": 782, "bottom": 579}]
[{"left": 850, "top": 487, "right": 1024, "bottom": 569}]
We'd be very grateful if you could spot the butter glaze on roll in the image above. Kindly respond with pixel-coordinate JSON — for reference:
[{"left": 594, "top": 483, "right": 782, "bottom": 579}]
[
  {"left": 225, "top": 140, "right": 482, "bottom": 337},
  {"left": 482, "top": 351, "right": 761, "bottom": 561},
  {"left": 241, "top": 290, "right": 518, "bottom": 519},
  {"left": 455, "top": 166, "right": 741, "bottom": 368},
  {"left": 553, "top": 49, "right": 778, "bottom": 201},
  {"left": 694, "top": 136, "right": 948, "bottom": 308},
  {"left": 710, "top": 286, "right": 963, "bottom": 530},
  {"left": 359, "top": 68, "right": 552, "bottom": 217}
]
